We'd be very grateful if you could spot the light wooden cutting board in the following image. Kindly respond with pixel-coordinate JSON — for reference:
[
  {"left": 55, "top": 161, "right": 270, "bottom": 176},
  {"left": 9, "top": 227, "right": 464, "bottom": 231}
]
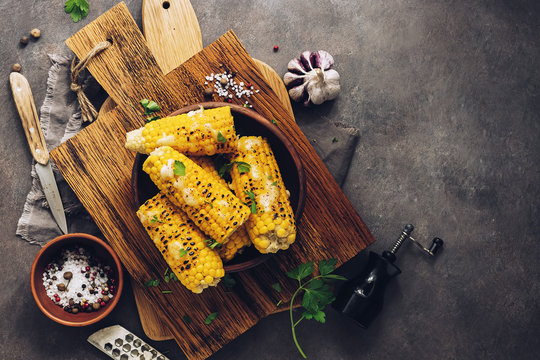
[{"left": 51, "top": 3, "right": 375, "bottom": 359}]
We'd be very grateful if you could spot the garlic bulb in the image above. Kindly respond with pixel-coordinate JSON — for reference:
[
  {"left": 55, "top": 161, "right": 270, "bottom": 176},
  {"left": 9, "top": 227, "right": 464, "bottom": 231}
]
[{"left": 283, "top": 50, "right": 340, "bottom": 106}]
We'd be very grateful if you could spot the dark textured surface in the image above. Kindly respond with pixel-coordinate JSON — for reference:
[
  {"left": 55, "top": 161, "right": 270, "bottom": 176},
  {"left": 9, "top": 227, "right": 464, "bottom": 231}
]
[{"left": 1, "top": 1, "right": 539, "bottom": 359}]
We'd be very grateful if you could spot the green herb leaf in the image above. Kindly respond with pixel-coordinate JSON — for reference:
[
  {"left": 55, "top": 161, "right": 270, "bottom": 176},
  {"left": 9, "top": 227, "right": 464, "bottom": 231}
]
[
  {"left": 250, "top": 202, "right": 257, "bottom": 214},
  {"left": 145, "top": 101, "right": 160, "bottom": 114},
  {"left": 244, "top": 190, "right": 257, "bottom": 214},
  {"left": 267, "top": 175, "right": 273, "bottom": 180},
  {"left": 64, "top": 0, "right": 89, "bottom": 23},
  {"left": 322, "top": 274, "right": 347, "bottom": 281},
  {"left": 223, "top": 274, "right": 236, "bottom": 288},
  {"left": 276, "top": 299, "right": 283, "bottom": 307},
  {"left": 179, "top": 249, "right": 188, "bottom": 257},
  {"left": 205, "top": 239, "right": 222, "bottom": 249},
  {"left": 140, "top": 99, "right": 149, "bottom": 108},
  {"left": 164, "top": 268, "right": 169, "bottom": 277},
  {"left": 204, "top": 312, "right": 218, "bottom": 325},
  {"left": 164, "top": 275, "right": 170, "bottom": 283},
  {"left": 313, "top": 310, "right": 326, "bottom": 323},
  {"left": 271, "top": 283, "right": 282, "bottom": 293},
  {"left": 271, "top": 181, "right": 278, "bottom": 186},
  {"left": 218, "top": 162, "right": 233, "bottom": 177},
  {"left": 204, "top": 201, "right": 214, "bottom": 208},
  {"left": 235, "top": 161, "right": 251, "bottom": 174},
  {"left": 245, "top": 190, "right": 255, "bottom": 201},
  {"left": 272, "top": 119, "right": 278, "bottom": 125},
  {"left": 145, "top": 279, "right": 160, "bottom": 287},
  {"left": 162, "top": 290, "right": 172, "bottom": 294},
  {"left": 332, "top": 137, "right": 338, "bottom": 143},
  {"left": 182, "top": 315, "right": 192, "bottom": 324},
  {"left": 150, "top": 215, "right": 164, "bottom": 224},
  {"left": 146, "top": 115, "right": 160, "bottom": 123},
  {"left": 170, "top": 273, "right": 178, "bottom": 281},
  {"left": 217, "top": 131, "right": 227, "bottom": 143},
  {"left": 173, "top": 160, "right": 186, "bottom": 176},
  {"left": 318, "top": 258, "right": 338, "bottom": 276},
  {"left": 286, "top": 261, "right": 314, "bottom": 281}
]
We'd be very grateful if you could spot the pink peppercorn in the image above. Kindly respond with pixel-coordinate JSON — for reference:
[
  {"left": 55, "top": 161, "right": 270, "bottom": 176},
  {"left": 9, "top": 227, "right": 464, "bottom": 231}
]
[
  {"left": 273, "top": 45, "right": 279, "bottom": 52},
  {"left": 85, "top": 266, "right": 90, "bottom": 271},
  {"left": 227, "top": 99, "right": 233, "bottom": 103},
  {"left": 100, "top": 302, "right": 106, "bottom": 307}
]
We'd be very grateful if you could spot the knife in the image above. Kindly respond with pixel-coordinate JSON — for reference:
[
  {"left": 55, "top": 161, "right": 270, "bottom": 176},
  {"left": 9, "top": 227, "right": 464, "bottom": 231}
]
[{"left": 10, "top": 72, "right": 68, "bottom": 234}]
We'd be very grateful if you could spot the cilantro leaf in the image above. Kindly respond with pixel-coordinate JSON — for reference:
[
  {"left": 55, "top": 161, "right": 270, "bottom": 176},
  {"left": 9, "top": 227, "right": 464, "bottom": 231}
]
[
  {"left": 272, "top": 119, "right": 277, "bottom": 125},
  {"left": 217, "top": 131, "right": 227, "bottom": 143},
  {"left": 162, "top": 290, "right": 172, "bottom": 294},
  {"left": 173, "top": 160, "right": 185, "bottom": 176},
  {"left": 65, "top": 0, "right": 89, "bottom": 23},
  {"left": 140, "top": 99, "right": 149, "bottom": 108},
  {"left": 205, "top": 239, "right": 222, "bottom": 249},
  {"left": 150, "top": 215, "right": 163, "bottom": 224},
  {"left": 182, "top": 315, "right": 192, "bottom": 324},
  {"left": 146, "top": 115, "right": 160, "bottom": 123},
  {"left": 271, "top": 181, "right": 278, "bottom": 186},
  {"left": 332, "top": 137, "right": 339, "bottom": 143},
  {"left": 145, "top": 279, "right": 160, "bottom": 287},
  {"left": 313, "top": 310, "right": 326, "bottom": 323},
  {"left": 204, "top": 312, "right": 218, "bottom": 325},
  {"left": 267, "top": 175, "right": 273, "bottom": 180},
  {"left": 250, "top": 202, "right": 257, "bottom": 214},
  {"left": 245, "top": 190, "right": 255, "bottom": 201},
  {"left": 286, "top": 261, "right": 313, "bottom": 281},
  {"left": 179, "top": 249, "right": 188, "bottom": 257},
  {"left": 218, "top": 162, "right": 233, "bottom": 177},
  {"left": 276, "top": 299, "right": 283, "bottom": 307},
  {"left": 318, "top": 258, "right": 338, "bottom": 276},
  {"left": 235, "top": 161, "right": 251, "bottom": 174},
  {"left": 271, "top": 283, "right": 282, "bottom": 293},
  {"left": 244, "top": 190, "right": 257, "bottom": 214}
]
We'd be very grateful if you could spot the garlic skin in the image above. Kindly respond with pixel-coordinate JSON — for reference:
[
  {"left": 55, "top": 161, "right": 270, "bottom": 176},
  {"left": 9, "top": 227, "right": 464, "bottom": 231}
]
[{"left": 283, "top": 50, "right": 341, "bottom": 106}]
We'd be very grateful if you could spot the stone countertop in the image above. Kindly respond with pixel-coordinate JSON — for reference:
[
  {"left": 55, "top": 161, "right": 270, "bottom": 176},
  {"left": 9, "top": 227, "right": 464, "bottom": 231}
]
[{"left": 1, "top": 1, "right": 539, "bottom": 359}]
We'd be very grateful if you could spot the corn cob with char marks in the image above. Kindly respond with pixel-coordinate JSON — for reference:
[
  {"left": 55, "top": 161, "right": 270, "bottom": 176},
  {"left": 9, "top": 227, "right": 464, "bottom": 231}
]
[
  {"left": 191, "top": 156, "right": 252, "bottom": 261},
  {"left": 137, "top": 193, "right": 225, "bottom": 293},
  {"left": 230, "top": 136, "right": 296, "bottom": 253},
  {"left": 143, "top": 146, "right": 250, "bottom": 244},
  {"left": 125, "top": 106, "right": 237, "bottom": 156}
]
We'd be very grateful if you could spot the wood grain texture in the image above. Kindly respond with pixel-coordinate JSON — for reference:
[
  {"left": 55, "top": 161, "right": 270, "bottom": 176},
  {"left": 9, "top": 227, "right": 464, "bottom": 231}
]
[
  {"left": 142, "top": 0, "right": 202, "bottom": 74},
  {"left": 10, "top": 72, "right": 49, "bottom": 165},
  {"left": 51, "top": 3, "right": 375, "bottom": 359}
]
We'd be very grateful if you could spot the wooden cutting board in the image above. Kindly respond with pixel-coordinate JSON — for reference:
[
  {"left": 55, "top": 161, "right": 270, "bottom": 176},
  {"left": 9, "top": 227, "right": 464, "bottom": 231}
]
[
  {"left": 51, "top": 3, "right": 375, "bottom": 359},
  {"left": 99, "top": 0, "right": 296, "bottom": 341}
]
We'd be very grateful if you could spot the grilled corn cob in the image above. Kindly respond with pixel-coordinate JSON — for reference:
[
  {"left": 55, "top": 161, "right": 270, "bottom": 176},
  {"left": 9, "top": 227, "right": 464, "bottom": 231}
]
[
  {"left": 230, "top": 136, "right": 296, "bottom": 253},
  {"left": 143, "top": 146, "right": 250, "bottom": 243},
  {"left": 191, "top": 156, "right": 252, "bottom": 261},
  {"left": 137, "top": 193, "right": 225, "bottom": 293},
  {"left": 125, "top": 106, "right": 237, "bottom": 155}
]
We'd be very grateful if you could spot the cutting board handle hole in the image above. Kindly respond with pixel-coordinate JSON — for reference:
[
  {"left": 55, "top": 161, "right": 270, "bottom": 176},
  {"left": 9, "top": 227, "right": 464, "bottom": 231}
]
[{"left": 162, "top": 1, "right": 170, "bottom": 9}]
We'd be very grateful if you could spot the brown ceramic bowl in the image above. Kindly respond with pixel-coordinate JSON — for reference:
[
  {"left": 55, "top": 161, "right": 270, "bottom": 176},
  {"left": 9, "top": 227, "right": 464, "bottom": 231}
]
[
  {"left": 30, "top": 233, "right": 124, "bottom": 326},
  {"left": 131, "top": 102, "right": 306, "bottom": 272}
]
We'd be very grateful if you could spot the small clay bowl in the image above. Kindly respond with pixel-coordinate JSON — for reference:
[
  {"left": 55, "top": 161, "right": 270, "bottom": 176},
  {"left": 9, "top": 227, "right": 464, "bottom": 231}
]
[
  {"left": 30, "top": 233, "right": 124, "bottom": 326},
  {"left": 131, "top": 102, "right": 306, "bottom": 272}
]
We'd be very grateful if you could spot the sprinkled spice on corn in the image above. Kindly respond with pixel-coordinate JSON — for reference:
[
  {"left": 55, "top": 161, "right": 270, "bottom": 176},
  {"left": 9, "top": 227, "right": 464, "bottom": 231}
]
[
  {"left": 137, "top": 193, "right": 225, "bottom": 293},
  {"left": 230, "top": 136, "right": 296, "bottom": 253},
  {"left": 191, "top": 156, "right": 252, "bottom": 261},
  {"left": 143, "top": 146, "right": 250, "bottom": 243},
  {"left": 125, "top": 106, "right": 237, "bottom": 155}
]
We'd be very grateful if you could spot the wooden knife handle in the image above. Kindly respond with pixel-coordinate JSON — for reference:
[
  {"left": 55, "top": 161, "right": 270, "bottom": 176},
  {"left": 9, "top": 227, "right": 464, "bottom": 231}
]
[{"left": 10, "top": 72, "right": 49, "bottom": 165}]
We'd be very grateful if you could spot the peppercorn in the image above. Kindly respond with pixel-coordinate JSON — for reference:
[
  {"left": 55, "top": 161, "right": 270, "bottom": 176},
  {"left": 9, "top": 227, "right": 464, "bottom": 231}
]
[
  {"left": 85, "top": 273, "right": 90, "bottom": 278},
  {"left": 63, "top": 271, "right": 73, "bottom": 280},
  {"left": 57, "top": 283, "right": 66, "bottom": 291},
  {"left": 69, "top": 299, "right": 75, "bottom": 306},
  {"left": 71, "top": 307, "right": 79, "bottom": 314},
  {"left": 102, "top": 295, "right": 110, "bottom": 302},
  {"left": 92, "top": 302, "right": 101, "bottom": 310},
  {"left": 77, "top": 292, "right": 82, "bottom": 297},
  {"left": 203, "top": 87, "right": 214, "bottom": 98},
  {"left": 52, "top": 276, "right": 57, "bottom": 280},
  {"left": 220, "top": 77, "right": 228, "bottom": 85},
  {"left": 12, "top": 64, "right": 22, "bottom": 72},
  {"left": 30, "top": 28, "right": 41, "bottom": 39},
  {"left": 20, "top": 36, "right": 29, "bottom": 45}
]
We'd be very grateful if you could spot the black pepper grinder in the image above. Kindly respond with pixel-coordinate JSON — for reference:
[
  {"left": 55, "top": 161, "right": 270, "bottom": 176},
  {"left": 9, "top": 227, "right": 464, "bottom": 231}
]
[{"left": 332, "top": 224, "right": 443, "bottom": 328}]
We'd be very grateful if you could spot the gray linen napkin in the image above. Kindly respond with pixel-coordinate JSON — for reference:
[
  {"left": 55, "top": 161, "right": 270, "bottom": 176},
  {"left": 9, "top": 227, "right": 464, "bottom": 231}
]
[{"left": 16, "top": 53, "right": 359, "bottom": 246}]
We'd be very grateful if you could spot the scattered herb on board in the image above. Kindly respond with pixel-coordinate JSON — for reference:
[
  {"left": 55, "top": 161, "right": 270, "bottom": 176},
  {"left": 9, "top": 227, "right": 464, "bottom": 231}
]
[
  {"left": 217, "top": 131, "right": 227, "bottom": 143},
  {"left": 179, "top": 249, "right": 188, "bottom": 257},
  {"left": 272, "top": 119, "right": 278, "bottom": 125},
  {"left": 173, "top": 160, "right": 186, "bottom": 176},
  {"left": 146, "top": 115, "right": 160, "bottom": 123},
  {"left": 276, "top": 299, "right": 283, "bottom": 307},
  {"left": 150, "top": 215, "right": 164, "bottom": 224},
  {"left": 204, "top": 312, "right": 218, "bottom": 325},
  {"left": 272, "top": 283, "right": 282, "bottom": 293},
  {"left": 182, "top": 315, "right": 192, "bottom": 324},
  {"left": 145, "top": 279, "right": 160, "bottom": 287},
  {"left": 244, "top": 190, "right": 257, "bottom": 214},
  {"left": 64, "top": 0, "right": 89, "bottom": 23},
  {"left": 332, "top": 137, "right": 339, "bottom": 143},
  {"left": 161, "top": 290, "right": 172, "bottom": 294},
  {"left": 286, "top": 258, "right": 346, "bottom": 358},
  {"left": 140, "top": 99, "right": 160, "bottom": 114}
]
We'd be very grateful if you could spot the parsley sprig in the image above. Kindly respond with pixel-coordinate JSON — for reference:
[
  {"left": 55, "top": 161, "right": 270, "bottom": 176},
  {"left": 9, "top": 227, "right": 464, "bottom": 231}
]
[
  {"left": 218, "top": 161, "right": 251, "bottom": 177},
  {"left": 286, "top": 258, "right": 346, "bottom": 358},
  {"left": 64, "top": 0, "right": 89, "bottom": 23},
  {"left": 140, "top": 99, "right": 161, "bottom": 122},
  {"left": 244, "top": 190, "right": 257, "bottom": 214},
  {"left": 204, "top": 239, "right": 222, "bottom": 249}
]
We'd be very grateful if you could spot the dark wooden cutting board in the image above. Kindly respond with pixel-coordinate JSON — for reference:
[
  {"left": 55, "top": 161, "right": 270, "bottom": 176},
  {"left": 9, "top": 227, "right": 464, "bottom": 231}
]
[{"left": 50, "top": 3, "right": 375, "bottom": 359}]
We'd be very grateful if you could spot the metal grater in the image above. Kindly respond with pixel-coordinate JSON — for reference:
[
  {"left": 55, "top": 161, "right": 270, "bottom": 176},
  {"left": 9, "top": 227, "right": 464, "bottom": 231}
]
[{"left": 88, "top": 325, "right": 170, "bottom": 360}]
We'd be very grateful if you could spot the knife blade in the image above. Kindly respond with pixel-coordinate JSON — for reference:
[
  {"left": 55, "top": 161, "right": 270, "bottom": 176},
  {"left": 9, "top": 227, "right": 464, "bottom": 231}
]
[{"left": 10, "top": 72, "right": 68, "bottom": 234}]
